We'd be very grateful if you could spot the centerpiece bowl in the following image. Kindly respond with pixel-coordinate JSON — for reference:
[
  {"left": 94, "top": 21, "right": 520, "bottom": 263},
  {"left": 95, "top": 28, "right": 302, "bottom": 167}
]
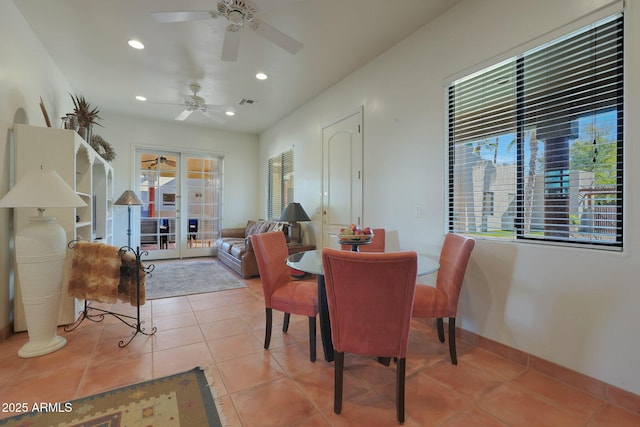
[{"left": 337, "top": 233, "right": 374, "bottom": 244}]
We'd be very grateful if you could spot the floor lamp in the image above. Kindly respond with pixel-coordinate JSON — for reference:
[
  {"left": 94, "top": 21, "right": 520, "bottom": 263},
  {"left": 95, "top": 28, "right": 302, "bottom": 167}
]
[
  {"left": 0, "top": 167, "right": 86, "bottom": 357},
  {"left": 114, "top": 190, "right": 144, "bottom": 249}
]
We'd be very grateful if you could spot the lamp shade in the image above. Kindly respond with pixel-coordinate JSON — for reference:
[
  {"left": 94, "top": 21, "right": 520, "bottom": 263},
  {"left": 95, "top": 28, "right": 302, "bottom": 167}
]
[
  {"left": 280, "top": 202, "right": 311, "bottom": 222},
  {"left": 114, "top": 190, "right": 143, "bottom": 206},
  {"left": 0, "top": 168, "right": 86, "bottom": 208}
]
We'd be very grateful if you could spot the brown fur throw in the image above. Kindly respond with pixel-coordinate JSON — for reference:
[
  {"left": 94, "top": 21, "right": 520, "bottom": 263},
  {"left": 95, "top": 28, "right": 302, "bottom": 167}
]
[
  {"left": 118, "top": 251, "right": 146, "bottom": 305},
  {"left": 68, "top": 241, "right": 145, "bottom": 306}
]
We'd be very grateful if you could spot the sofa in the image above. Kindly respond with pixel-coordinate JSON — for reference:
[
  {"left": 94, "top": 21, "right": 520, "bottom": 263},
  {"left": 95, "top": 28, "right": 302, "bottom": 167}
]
[{"left": 215, "top": 220, "right": 289, "bottom": 278}]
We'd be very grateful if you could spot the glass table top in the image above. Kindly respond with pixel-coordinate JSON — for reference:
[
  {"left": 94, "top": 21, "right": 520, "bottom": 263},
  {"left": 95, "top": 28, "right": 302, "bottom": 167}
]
[{"left": 286, "top": 249, "right": 439, "bottom": 276}]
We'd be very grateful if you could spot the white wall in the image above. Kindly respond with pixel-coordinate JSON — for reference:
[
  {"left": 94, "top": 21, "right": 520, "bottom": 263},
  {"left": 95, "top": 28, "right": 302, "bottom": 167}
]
[
  {"left": 0, "top": 3, "right": 259, "bottom": 335},
  {"left": 259, "top": 0, "right": 640, "bottom": 395},
  {"left": 0, "top": 2, "right": 74, "bottom": 334}
]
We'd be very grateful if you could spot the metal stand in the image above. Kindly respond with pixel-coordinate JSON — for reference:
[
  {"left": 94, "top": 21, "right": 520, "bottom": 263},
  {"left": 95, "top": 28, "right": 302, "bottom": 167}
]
[{"left": 64, "top": 245, "right": 157, "bottom": 347}]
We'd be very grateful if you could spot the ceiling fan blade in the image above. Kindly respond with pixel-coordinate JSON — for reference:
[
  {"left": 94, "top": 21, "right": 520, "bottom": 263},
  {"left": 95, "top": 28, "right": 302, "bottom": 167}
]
[
  {"left": 164, "top": 159, "right": 177, "bottom": 167},
  {"left": 253, "top": 0, "right": 304, "bottom": 14},
  {"left": 221, "top": 26, "right": 242, "bottom": 62},
  {"left": 152, "top": 11, "right": 213, "bottom": 23},
  {"left": 251, "top": 19, "right": 302, "bottom": 54},
  {"left": 175, "top": 109, "right": 194, "bottom": 121},
  {"left": 201, "top": 110, "right": 227, "bottom": 124}
]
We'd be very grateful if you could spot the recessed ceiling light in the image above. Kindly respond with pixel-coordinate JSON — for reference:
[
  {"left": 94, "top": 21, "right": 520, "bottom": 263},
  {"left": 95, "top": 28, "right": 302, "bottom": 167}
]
[
  {"left": 136, "top": 95, "right": 147, "bottom": 101},
  {"left": 225, "top": 110, "right": 235, "bottom": 116},
  {"left": 128, "top": 39, "right": 144, "bottom": 50},
  {"left": 256, "top": 72, "right": 268, "bottom": 80}
]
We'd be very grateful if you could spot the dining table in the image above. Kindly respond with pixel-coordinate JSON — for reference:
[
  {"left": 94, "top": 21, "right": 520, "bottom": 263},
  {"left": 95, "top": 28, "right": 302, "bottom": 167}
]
[{"left": 286, "top": 249, "right": 439, "bottom": 362}]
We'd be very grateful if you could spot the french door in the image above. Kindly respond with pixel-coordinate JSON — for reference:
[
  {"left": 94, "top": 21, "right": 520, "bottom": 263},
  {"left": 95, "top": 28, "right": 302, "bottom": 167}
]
[{"left": 136, "top": 149, "right": 222, "bottom": 259}]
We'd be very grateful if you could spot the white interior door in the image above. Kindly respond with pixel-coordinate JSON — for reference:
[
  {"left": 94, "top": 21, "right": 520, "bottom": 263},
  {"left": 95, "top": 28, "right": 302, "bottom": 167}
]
[{"left": 322, "top": 110, "right": 363, "bottom": 248}]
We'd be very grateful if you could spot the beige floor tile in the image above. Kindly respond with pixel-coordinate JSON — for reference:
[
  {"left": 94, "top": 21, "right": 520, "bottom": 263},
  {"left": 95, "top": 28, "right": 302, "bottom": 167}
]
[
  {"left": 231, "top": 377, "right": 319, "bottom": 427},
  {"left": 0, "top": 270, "right": 637, "bottom": 426}
]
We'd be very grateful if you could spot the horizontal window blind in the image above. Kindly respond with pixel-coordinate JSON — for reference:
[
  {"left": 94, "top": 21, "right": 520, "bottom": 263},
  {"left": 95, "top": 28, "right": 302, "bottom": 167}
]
[
  {"left": 448, "top": 14, "right": 623, "bottom": 247},
  {"left": 267, "top": 149, "right": 294, "bottom": 220}
]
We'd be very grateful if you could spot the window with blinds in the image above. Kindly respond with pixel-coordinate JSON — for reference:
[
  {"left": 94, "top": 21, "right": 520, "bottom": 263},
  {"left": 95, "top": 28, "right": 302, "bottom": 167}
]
[
  {"left": 448, "top": 13, "right": 623, "bottom": 248},
  {"left": 267, "top": 149, "right": 294, "bottom": 220}
]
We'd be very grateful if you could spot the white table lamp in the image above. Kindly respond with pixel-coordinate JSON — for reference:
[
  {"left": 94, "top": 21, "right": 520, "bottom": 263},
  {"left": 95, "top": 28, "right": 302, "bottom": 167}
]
[{"left": 0, "top": 167, "right": 86, "bottom": 357}]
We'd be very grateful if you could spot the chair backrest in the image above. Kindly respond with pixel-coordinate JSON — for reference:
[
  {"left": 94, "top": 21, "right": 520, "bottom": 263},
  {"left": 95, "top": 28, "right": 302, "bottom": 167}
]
[
  {"left": 251, "top": 232, "right": 291, "bottom": 307},
  {"left": 340, "top": 228, "right": 386, "bottom": 252},
  {"left": 436, "top": 233, "right": 476, "bottom": 316},
  {"left": 322, "top": 248, "right": 417, "bottom": 358}
]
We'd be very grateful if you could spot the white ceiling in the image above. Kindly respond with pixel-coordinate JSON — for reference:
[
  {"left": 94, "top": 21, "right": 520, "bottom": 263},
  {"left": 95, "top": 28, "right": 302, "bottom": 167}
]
[{"left": 14, "top": 0, "right": 461, "bottom": 134}]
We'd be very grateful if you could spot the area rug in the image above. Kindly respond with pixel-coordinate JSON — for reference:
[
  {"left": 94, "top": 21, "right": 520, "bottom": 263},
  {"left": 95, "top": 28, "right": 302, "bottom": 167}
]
[
  {"left": 145, "top": 259, "right": 247, "bottom": 300},
  {"left": 0, "top": 367, "right": 225, "bottom": 426}
]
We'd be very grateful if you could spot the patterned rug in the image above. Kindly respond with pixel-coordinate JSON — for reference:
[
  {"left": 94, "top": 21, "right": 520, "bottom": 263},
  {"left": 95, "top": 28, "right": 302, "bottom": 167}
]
[
  {"left": 0, "top": 367, "right": 225, "bottom": 426},
  {"left": 145, "top": 258, "right": 247, "bottom": 300}
]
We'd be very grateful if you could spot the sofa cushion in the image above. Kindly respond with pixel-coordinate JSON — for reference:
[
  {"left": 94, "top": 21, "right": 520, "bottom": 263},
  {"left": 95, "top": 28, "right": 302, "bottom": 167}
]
[
  {"left": 216, "top": 237, "right": 243, "bottom": 253},
  {"left": 245, "top": 220, "right": 258, "bottom": 236},
  {"left": 230, "top": 242, "right": 246, "bottom": 258}
]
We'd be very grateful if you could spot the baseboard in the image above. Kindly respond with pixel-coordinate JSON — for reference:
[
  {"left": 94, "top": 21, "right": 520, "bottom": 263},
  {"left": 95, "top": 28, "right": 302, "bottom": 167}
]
[{"left": 453, "top": 324, "right": 640, "bottom": 415}]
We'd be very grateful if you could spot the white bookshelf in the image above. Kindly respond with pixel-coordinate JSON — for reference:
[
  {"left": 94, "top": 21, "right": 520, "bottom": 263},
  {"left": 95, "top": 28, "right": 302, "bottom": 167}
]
[{"left": 12, "top": 124, "right": 114, "bottom": 331}]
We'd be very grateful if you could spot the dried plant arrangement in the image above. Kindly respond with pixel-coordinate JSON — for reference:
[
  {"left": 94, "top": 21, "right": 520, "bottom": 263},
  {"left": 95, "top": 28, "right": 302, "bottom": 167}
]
[{"left": 70, "top": 94, "right": 103, "bottom": 128}]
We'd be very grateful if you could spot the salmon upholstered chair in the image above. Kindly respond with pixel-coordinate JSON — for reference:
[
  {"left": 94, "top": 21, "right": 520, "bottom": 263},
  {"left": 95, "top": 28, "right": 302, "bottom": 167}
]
[
  {"left": 251, "top": 231, "right": 319, "bottom": 362},
  {"left": 322, "top": 248, "right": 417, "bottom": 424},
  {"left": 412, "top": 233, "right": 475, "bottom": 365},
  {"left": 340, "top": 228, "right": 386, "bottom": 252}
]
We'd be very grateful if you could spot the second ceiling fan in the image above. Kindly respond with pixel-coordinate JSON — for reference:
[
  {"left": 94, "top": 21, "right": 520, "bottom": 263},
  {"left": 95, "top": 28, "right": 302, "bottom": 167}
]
[
  {"left": 152, "top": 0, "right": 303, "bottom": 61},
  {"left": 142, "top": 156, "right": 176, "bottom": 169},
  {"left": 168, "top": 82, "right": 230, "bottom": 123}
]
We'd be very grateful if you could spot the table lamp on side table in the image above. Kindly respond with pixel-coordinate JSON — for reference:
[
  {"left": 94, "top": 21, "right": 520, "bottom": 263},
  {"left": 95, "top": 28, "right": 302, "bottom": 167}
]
[
  {"left": 0, "top": 167, "right": 86, "bottom": 357},
  {"left": 114, "top": 190, "right": 144, "bottom": 249},
  {"left": 280, "top": 202, "right": 311, "bottom": 244}
]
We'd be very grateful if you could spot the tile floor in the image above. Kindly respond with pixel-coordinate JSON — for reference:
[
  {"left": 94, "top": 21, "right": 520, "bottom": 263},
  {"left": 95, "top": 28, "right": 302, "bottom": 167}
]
[{"left": 0, "top": 276, "right": 639, "bottom": 426}]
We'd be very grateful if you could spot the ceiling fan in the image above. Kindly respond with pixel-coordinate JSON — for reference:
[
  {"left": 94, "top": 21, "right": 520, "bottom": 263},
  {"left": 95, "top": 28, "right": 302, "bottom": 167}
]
[
  {"left": 152, "top": 0, "right": 303, "bottom": 61},
  {"left": 142, "top": 156, "right": 176, "bottom": 169},
  {"left": 167, "top": 82, "right": 229, "bottom": 123}
]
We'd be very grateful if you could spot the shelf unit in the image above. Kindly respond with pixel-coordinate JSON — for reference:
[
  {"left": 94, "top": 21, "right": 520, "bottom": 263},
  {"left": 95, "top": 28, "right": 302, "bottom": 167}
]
[{"left": 12, "top": 124, "right": 114, "bottom": 331}]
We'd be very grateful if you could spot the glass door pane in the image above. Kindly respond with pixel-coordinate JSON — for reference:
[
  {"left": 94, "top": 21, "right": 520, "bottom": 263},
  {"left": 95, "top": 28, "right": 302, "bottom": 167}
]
[
  {"left": 138, "top": 151, "right": 180, "bottom": 259},
  {"left": 183, "top": 155, "right": 222, "bottom": 256}
]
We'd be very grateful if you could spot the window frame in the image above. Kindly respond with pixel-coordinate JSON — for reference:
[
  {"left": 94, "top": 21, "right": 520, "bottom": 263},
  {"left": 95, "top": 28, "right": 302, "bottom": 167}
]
[
  {"left": 447, "top": 13, "right": 624, "bottom": 249},
  {"left": 267, "top": 149, "right": 294, "bottom": 221}
]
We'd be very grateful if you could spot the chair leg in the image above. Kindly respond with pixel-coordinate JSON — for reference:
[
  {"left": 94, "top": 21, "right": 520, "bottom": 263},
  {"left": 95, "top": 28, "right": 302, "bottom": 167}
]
[
  {"left": 448, "top": 317, "right": 457, "bottom": 365},
  {"left": 308, "top": 316, "right": 316, "bottom": 362},
  {"left": 264, "top": 308, "right": 273, "bottom": 349},
  {"left": 396, "top": 357, "right": 406, "bottom": 424},
  {"left": 436, "top": 318, "right": 445, "bottom": 342},
  {"left": 283, "top": 312, "right": 290, "bottom": 332},
  {"left": 334, "top": 351, "right": 344, "bottom": 414}
]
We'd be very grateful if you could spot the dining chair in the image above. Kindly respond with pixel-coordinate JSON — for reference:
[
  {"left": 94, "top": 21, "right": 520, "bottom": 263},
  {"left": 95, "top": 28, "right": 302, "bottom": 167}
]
[
  {"left": 412, "top": 233, "right": 475, "bottom": 365},
  {"left": 251, "top": 231, "right": 319, "bottom": 362},
  {"left": 322, "top": 248, "right": 417, "bottom": 424},
  {"left": 340, "top": 228, "right": 385, "bottom": 252}
]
